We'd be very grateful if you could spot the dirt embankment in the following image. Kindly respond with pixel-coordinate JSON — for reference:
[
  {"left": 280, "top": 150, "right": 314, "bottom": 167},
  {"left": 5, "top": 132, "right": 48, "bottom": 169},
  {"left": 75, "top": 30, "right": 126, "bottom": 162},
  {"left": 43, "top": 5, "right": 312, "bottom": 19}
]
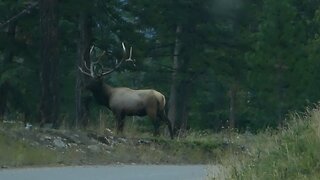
[{"left": 0, "top": 125, "right": 222, "bottom": 168}]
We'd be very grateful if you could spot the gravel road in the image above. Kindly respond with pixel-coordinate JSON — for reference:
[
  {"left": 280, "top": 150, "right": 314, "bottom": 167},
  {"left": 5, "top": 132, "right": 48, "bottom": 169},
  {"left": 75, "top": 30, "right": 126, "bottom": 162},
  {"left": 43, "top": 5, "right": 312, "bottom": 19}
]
[{"left": 0, "top": 165, "right": 217, "bottom": 180}]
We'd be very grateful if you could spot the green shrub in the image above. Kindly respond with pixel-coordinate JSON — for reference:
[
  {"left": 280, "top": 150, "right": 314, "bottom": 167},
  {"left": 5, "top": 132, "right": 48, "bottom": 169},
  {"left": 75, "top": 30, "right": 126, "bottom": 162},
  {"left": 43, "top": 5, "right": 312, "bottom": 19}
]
[{"left": 214, "top": 106, "right": 320, "bottom": 180}]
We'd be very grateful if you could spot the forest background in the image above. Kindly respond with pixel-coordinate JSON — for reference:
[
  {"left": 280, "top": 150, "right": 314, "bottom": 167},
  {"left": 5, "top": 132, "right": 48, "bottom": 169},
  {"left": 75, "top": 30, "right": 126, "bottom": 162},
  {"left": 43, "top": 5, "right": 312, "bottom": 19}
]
[{"left": 1, "top": 0, "right": 320, "bottom": 134}]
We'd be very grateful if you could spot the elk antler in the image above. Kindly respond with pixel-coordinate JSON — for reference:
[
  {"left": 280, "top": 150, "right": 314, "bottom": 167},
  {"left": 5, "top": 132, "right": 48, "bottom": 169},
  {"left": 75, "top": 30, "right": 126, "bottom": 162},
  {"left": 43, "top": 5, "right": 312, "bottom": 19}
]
[
  {"left": 78, "top": 43, "right": 134, "bottom": 78},
  {"left": 98, "top": 42, "right": 135, "bottom": 77},
  {"left": 126, "top": 46, "right": 136, "bottom": 67},
  {"left": 79, "top": 45, "right": 105, "bottom": 78}
]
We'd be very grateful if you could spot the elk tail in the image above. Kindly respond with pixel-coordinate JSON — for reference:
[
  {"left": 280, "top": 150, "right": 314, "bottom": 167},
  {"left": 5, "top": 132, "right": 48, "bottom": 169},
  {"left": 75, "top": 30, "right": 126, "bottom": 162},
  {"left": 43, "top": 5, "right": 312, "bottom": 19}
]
[
  {"left": 157, "top": 95, "right": 174, "bottom": 139},
  {"left": 160, "top": 95, "right": 166, "bottom": 110}
]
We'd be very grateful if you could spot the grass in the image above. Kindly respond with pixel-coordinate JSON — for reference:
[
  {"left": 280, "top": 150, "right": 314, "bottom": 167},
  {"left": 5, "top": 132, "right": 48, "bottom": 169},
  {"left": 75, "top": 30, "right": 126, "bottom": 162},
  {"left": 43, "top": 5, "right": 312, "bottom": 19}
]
[
  {"left": 97, "top": 133, "right": 223, "bottom": 164},
  {"left": 84, "top": 116, "right": 225, "bottom": 164},
  {"left": 0, "top": 130, "right": 58, "bottom": 167},
  {"left": 211, "top": 106, "right": 320, "bottom": 179},
  {"left": 3, "top": 106, "right": 320, "bottom": 177},
  {"left": 0, "top": 119, "right": 225, "bottom": 167}
]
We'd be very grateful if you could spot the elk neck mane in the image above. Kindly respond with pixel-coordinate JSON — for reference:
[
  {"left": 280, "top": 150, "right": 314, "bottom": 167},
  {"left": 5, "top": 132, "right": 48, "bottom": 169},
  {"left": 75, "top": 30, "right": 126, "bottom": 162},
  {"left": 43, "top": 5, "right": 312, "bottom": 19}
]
[{"left": 89, "top": 81, "right": 114, "bottom": 108}]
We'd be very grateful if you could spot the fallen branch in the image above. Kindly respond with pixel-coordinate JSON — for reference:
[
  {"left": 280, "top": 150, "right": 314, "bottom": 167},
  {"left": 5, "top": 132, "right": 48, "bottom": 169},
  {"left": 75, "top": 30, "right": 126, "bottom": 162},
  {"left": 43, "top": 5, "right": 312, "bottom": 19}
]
[{"left": 0, "top": 2, "right": 38, "bottom": 29}]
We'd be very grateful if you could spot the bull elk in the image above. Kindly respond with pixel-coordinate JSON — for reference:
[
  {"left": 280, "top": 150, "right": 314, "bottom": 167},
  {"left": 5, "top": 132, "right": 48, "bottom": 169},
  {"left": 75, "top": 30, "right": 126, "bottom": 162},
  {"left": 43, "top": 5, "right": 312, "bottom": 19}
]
[{"left": 79, "top": 43, "right": 174, "bottom": 139}]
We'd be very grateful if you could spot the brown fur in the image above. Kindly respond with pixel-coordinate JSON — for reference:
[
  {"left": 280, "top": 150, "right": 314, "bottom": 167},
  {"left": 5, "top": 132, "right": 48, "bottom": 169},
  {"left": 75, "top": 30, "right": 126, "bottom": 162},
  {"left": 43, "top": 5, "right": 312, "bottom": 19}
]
[{"left": 86, "top": 79, "right": 174, "bottom": 139}]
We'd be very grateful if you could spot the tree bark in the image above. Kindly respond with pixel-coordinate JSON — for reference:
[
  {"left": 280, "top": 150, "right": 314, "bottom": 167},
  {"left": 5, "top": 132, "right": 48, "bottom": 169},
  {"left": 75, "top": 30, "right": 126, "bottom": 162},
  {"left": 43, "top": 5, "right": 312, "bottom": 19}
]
[
  {"left": 276, "top": 61, "right": 285, "bottom": 125},
  {"left": 75, "top": 11, "right": 92, "bottom": 128},
  {"left": 168, "top": 25, "right": 182, "bottom": 130},
  {"left": 0, "top": 22, "right": 16, "bottom": 120},
  {"left": 39, "top": 0, "right": 60, "bottom": 128},
  {"left": 228, "top": 84, "right": 237, "bottom": 129},
  {"left": 0, "top": 81, "right": 10, "bottom": 120},
  {"left": 176, "top": 80, "right": 191, "bottom": 130},
  {"left": 3, "top": 22, "right": 16, "bottom": 64}
]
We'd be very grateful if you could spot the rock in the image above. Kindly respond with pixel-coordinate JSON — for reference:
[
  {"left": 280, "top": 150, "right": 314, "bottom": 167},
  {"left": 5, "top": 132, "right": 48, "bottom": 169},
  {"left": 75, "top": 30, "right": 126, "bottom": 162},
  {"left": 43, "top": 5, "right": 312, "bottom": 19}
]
[
  {"left": 88, "top": 145, "right": 101, "bottom": 153},
  {"left": 53, "top": 137, "right": 67, "bottom": 148},
  {"left": 118, "top": 137, "right": 127, "bottom": 143},
  {"left": 25, "top": 123, "right": 33, "bottom": 130},
  {"left": 97, "top": 136, "right": 111, "bottom": 145},
  {"left": 31, "top": 142, "right": 40, "bottom": 146},
  {"left": 40, "top": 135, "right": 52, "bottom": 141},
  {"left": 138, "top": 139, "right": 151, "bottom": 145},
  {"left": 105, "top": 128, "right": 114, "bottom": 135}
]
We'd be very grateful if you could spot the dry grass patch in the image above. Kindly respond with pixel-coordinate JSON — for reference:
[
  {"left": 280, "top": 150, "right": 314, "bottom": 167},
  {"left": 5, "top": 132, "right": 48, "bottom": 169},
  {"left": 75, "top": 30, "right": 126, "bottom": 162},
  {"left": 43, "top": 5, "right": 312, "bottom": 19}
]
[{"left": 212, "top": 106, "right": 320, "bottom": 180}]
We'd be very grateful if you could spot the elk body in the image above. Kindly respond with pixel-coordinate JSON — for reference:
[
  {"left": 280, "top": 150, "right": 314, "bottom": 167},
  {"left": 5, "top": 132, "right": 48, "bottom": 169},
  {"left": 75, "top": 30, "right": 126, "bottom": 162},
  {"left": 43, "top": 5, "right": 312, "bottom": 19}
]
[{"left": 79, "top": 44, "right": 174, "bottom": 139}]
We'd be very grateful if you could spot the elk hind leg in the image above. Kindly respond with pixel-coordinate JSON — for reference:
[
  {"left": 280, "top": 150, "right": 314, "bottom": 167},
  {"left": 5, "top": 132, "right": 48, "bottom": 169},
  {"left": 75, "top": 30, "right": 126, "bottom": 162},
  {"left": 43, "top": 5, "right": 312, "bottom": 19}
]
[
  {"left": 147, "top": 108, "right": 160, "bottom": 137},
  {"left": 159, "top": 111, "right": 174, "bottom": 139},
  {"left": 115, "top": 112, "right": 125, "bottom": 135},
  {"left": 153, "top": 119, "right": 161, "bottom": 137}
]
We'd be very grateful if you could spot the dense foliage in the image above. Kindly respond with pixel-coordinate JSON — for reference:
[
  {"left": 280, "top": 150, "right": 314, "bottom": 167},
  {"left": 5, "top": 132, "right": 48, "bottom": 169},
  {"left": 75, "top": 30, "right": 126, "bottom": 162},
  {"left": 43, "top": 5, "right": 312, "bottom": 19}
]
[{"left": 1, "top": 0, "right": 320, "bottom": 132}]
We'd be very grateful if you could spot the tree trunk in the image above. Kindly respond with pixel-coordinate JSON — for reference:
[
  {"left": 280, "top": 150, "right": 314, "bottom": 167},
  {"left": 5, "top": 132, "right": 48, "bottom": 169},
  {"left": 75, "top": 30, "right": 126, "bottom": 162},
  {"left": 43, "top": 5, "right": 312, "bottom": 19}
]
[
  {"left": 75, "top": 11, "right": 92, "bottom": 128},
  {"left": 228, "top": 84, "right": 237, "bottom": 129},
  {"left": 176, "top": 80, "right": 191, "bottom": 131},
  {"left": 3, "top": 22, "right": 16, "bottom": 64},
  {"left": 0, "top": 22, "right": 16, "bottom": 120},
  {"left": 39, "top": 0, "right": 60, "bottom": 128},
  {"left": 0, "top": 81, "right": 9, "bottom": 120},
  {"left": 276, "top": 62, "right": 285, "bottom": 125},
  {"left": 168, "top": 25, "right": 182, "bottom": 130}
]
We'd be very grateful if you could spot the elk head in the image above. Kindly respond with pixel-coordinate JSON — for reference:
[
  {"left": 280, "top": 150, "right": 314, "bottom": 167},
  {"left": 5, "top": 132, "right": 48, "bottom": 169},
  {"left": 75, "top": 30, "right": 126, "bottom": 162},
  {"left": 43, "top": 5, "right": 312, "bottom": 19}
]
[{"left": 78, "top": 43, "right": 174, "bottom": 139}]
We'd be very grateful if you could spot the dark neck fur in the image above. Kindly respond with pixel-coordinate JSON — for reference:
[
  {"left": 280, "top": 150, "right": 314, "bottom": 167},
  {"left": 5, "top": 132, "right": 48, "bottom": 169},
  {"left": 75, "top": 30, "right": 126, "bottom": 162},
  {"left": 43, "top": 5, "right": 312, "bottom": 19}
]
[{"left": 89, "top": 81, "right": 113, "bottom": 108}]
